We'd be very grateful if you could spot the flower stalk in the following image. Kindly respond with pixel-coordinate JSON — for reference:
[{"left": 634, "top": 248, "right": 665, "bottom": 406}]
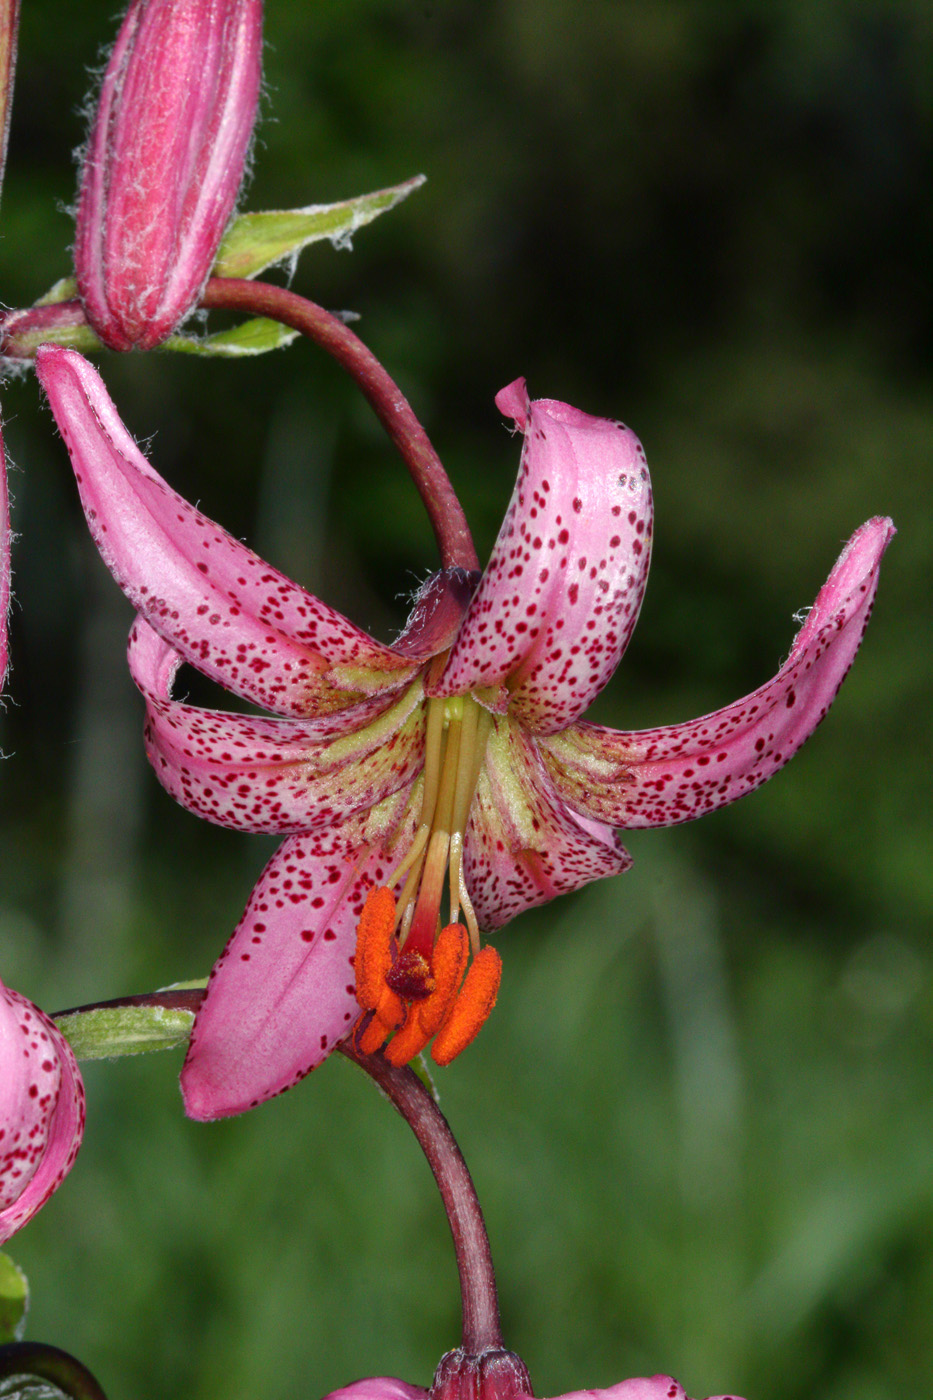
[
  {"left": 57, "top": 985, "right": 503, "bottom": 1359},
  {"left": 199, "top": 276, "right": 478, "bottom": 572},
  {"left": 339, "top": 1042, "right": 504, "bottom": 1357}
]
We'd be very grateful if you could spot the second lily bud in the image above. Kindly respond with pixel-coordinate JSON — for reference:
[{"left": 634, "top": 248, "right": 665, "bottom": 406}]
[{"left": 74, "top": 0, "right": 263, "bottom": 351}]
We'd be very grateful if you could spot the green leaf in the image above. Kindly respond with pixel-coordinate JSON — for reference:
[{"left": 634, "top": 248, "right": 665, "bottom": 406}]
[
  {"left": 163, "top": 317, "right": 299, "bottom": 357},
  {"left": 54, "top": 983, "right": 207, "bottom": 1061},
  {"left": 0, "top": 1254, "right": 28, "bottom": 1345},
  {"left": 212, "top": 174, "right": 426, "bottom": 279}
]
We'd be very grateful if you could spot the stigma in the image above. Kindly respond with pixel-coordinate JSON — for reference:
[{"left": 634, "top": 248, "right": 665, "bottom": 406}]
[{"left": 353, "top": 692, "right": 502, "bottom": 1065}]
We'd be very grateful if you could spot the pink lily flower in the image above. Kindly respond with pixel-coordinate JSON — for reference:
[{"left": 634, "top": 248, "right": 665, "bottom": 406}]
[
  {"left": 323, "top": 1375, "right": 743, "bottom": 1400},
  {"left": 0, "top": 416, "right": 9, "bottom": 685},
  {"left": 74, "top": 0, "right": 262, "bottom": 351},
  {"left": 36, "top": 344, "right": 893, "bottom": 1120},
  {"left": 0, "top": 978, "right": 86, "bottom": 1245}
]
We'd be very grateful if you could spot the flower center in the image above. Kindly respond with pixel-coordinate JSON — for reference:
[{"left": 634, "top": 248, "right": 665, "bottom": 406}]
[{"left": 353, "top": 692, "right": 501, "bottom": 1066}]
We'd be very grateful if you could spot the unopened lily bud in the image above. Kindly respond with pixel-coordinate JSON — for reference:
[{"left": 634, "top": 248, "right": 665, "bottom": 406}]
[
  {"left": 74, "top": 0, "right": 262, "bottom": 351},
  {"left": 0, "top": 979, "right": 86, "bottom": 1244}
]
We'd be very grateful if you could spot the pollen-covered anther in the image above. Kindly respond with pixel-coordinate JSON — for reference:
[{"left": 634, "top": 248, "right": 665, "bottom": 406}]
[
  {"left": 357, "top": 987, "right": 405, "bottom": 1055},
  {"left": 431, "top": 945, "right": 503, "bottom": 1066},
  {"left": 383, "top": 923, "right": 469, "bottom": 1066},
  {"left": 354, "top": 885, "right": 397, "bottom": 1011}
]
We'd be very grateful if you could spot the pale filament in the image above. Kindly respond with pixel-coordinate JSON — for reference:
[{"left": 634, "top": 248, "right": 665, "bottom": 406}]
[{"left": 389, "top": 693, "right": 491, "bottom": 954}]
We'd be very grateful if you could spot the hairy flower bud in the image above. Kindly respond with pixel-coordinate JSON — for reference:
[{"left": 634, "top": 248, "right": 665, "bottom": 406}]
[
  {"left": 0, "top": 980, "right": 85, "bottom": 1244},
  {"left": 431, "top": 1348, "right": 532, "bottom": 1400},
  {"left": 74, "top": 0, "right": 262, "bottom": 351}
]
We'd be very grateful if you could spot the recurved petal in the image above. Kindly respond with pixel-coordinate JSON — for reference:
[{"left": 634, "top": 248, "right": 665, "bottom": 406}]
[
  {"left": 321, "top": 1383, "right": 429, "bottom": 1400},
  {"left": 541, "top": 517, "right": 895, "bottom": 828},
  {"left": 36, "top": 346, "right": 416, "bottom": 717},
  {"left": 544, "top": 1380, "right": 745, "bottom": 1400},
  {"left": 181, "top": 793, "right": 417, "bottom": 1120},
  {"left": 129, "top": 617, "right": 426, "bottom": 833},
  {"left": 463, "top": 717, "right": 631, "bottom": 933},
  {"left": 0, "top": 981, "right": 86, "bottom": 1245},
  {"left": 434, "top": 378, "right": 652, "bottom": 734}
]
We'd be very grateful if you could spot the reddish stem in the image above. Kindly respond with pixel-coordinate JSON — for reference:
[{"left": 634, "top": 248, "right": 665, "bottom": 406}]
[
  {"left": 339, "top": 1040, "right": 504, "bottom": 1354},
  {"left": 199, "top": 277, "right": 478, "bottom": 573},
  {"left": 54, "top": 989, "right": 504, "bottom": 1355}
]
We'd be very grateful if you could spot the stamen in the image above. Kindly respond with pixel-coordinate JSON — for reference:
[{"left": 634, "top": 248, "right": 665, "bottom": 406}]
[
  {"left": 383, "top": 923, "right": 469, "bottom": 1067},
  {"left": 418, "top": 923, "right": 470, "bottom": 1039},
  {"left": 431, "top": 946, "right": 502, "bottom": 1066},
  {"left": 447, "top": 832, "right": 480, "bottom": 955},
  {"left": 353, "top": 695, "right": 501, "bottom": 1066},
  {"left": 382, "top": 1006, "right": 428, "bottom": 1066},
  {"left": 385, "top": 822, "right": 430, "bottom": 897},
  {"left": 419, "top": 691, "right": 447, "bottom": 830},
  {"left": 354, "top": 886, "right": 397, "bottom": 1010},
  {"left": 356, "top": 982, "right": 406, "bottom": 1054}
]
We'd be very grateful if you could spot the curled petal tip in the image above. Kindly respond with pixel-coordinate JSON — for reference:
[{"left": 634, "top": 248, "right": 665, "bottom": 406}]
[
  {"left": 494, "top": 377, "right": 530, "bottom": 427},
  {"left": 438, "top": 387, "right": 652, "bottom": 732},
  {"left": 543, "top": 515, "right": 895, "bottom": 830}
]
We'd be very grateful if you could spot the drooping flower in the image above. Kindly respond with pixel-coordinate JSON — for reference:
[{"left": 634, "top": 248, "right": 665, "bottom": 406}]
[
  {"left": 36, "top": 344, "right": 893, "bottom": 1120},
  {"left": 321, "top": 1372, "right": 743, "bottom": 1400},
  {"left": 74, "top": 0, "right": 263, "bottom": 351},
  {"left": 0, "top": 415, "right": 9, "bottom": 685},
  {"left": 0, "top": 978, "right": 86, "bottom": 1245}
]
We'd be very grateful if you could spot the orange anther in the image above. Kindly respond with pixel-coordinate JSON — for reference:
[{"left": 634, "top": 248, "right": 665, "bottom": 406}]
[
  {"left": 354, "top": 885, "right": 397, "bottom": 1010},
  {"left": 382, "top": 925, "right": 470, "bottom": 1068},
  {"left": 383, "top": 1004, "right": 430, "bottom": 1066},
  {"left": 419, "top": 923, "right": 469, "bottom": 1040},
  {"left": 357, "top": 1013, "right": 391, "bottom": 1055},
  {"left": 356, "top": 983, "right": 405, "bottom": 1054},
  {"left": 431, "top": 945, "right": 502, "bottom": 1066}
]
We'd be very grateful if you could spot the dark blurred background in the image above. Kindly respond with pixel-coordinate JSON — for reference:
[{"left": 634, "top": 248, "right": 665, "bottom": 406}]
[{"left": 0, "top": 2, "right": 930, "bottom": 1398}]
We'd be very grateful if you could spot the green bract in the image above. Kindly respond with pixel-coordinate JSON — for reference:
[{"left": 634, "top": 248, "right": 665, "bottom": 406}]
[
  {"left": 0, "top": 1253, "right": 28, "bottom": 1344},
  {"left": 55, "top": 982, "right": 206, "bottom": 1061},
  {"left": 212, "top": 175, "right": 425, "bottom": 279}
]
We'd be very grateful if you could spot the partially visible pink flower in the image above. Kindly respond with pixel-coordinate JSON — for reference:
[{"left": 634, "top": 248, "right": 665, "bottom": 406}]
[
  {"left": 36, "top": 344, "right": 893, "bottom": 1121},
  {"left": 324, "top": 1375, "right": 744, "bottom": 1400},
  {"left": 74, "top": 0, "right": 262, "bottom": 351},
  {"left": 0, "top": 978, "right": 86, "bottom": 1244},
  {"left": 0, "top": 419, "right": 9, "bottom": 685}
]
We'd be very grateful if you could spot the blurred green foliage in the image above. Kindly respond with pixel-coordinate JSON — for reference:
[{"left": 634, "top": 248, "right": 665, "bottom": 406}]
[{"left": 0, "top": 2, "right": 929, "bottom": 1399}]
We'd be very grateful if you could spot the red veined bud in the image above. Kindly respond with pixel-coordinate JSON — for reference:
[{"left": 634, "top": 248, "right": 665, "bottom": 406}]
[{"left": 74, "top": 0, "right": 262, "bottom": 351}]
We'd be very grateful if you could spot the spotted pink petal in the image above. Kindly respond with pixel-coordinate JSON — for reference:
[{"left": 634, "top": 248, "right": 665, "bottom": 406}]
[
  {"left": 434, "top": 378, "right": 652, "bottom": 735},
  {"left": 542, "top": 1380, "right": 744, "bottom": 1400},
  {"left": 540, "top": 517, "right": 895, "bottom": 828},
  {"left": 181, "top": 793, "right": 417, "bottom": 1120},
  {"left": 317, "top": 1376, "right": 742, "bottom": 1400},
  {"left": 36, "top": 346, "right": 416, "bottom": 718},
  {"left": 0, "top": 980, "right": 86, "bottom": 1244},
  {"left": 464, "top": 717, "right": 631, "bottom": 932},
  {"left": 0, "top": 424, "right": 9, "bottom": 686},
  {"left": 321, "top": 1383, "right": 428, "bottom": 1400},
  {"left": 129, "top": 616, "right": 426, "bottom": 834}
]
